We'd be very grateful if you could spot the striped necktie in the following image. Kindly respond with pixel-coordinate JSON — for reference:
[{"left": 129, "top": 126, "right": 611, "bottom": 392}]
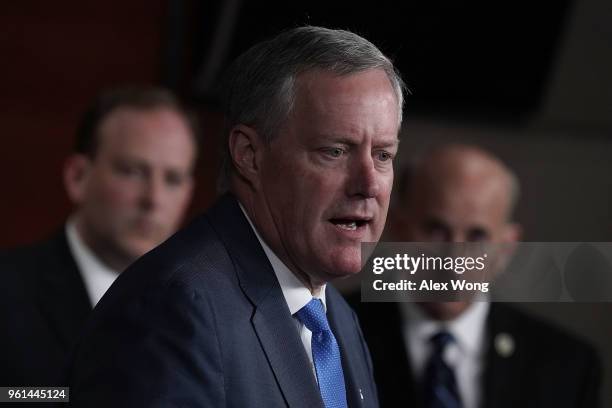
[{"left": 423, "top": 331, "right": 462, "bottom": 408}]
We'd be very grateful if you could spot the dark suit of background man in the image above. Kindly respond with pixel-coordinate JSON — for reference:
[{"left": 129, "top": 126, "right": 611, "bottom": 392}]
[
  {"left": 353, "top": 144, "right": 601, "bottom": 408},
  {"left": 0, "top": 87, "right": 198, "bottom": 387},
  {"left": 67, "top": 26, "right": 405, "bottom": 408}
]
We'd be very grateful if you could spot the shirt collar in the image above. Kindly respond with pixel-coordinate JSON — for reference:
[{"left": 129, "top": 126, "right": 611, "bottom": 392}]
[
  {"left": 65, "top": 217, "right": 120, "bottom": 306},
  {"left": 402, "top": 300, "right": 489, "bottom": 356},
  {"left": 238, "top": 202, "right": 326, "bottom": 315}
]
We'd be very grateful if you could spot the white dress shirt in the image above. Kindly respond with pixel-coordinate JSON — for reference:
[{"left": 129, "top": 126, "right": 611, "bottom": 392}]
[
  {"left": 401, "top": 301, "right": 490, "bottom": 408},
  {"left": 239, "top": 204, "right": 325, "bottom": 379},
  {"left": 65, "top": 219, "right": 120, "bottom": 307}
]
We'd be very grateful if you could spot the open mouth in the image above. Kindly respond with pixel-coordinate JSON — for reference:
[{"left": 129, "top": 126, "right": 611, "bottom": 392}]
[{"left": 329, "top": 218, "right": 369, "bottom": 231}]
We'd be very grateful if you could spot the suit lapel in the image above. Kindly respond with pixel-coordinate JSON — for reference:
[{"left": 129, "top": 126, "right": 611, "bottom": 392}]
[
  {"left": 35, "top": 231, "right": 92, "bottom": 351},
  {"left": 357, "top": 301, "right": 531, "bottom": 408},
  {"left": 327, "top": 288, "right": 364, "bottom": 407},
  {"left": 352, "top": 301, "right": 417, "bottom": 407},
  {"left": 207, "top": 195, "right": 324, "bottom": 408},
  {"left": 376, "top": 303, "right": 419, "bottom": 407},
  {"left": 482, "top": 303, "right": 528, "bottom": 408},
  {"left": 252, "top": 289, "right": 323, "bottom": 408}
]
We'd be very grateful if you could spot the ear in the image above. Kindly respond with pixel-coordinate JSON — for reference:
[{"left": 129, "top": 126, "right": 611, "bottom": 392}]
[
  {"left": 492, "top": 222, "right": 523, "bottom": 275},
  {"left": 228, "top": 124, "right": 265, "bottom": 188},
  {"left": 63, "top": 154, "right": 92, "bottom": 205}
]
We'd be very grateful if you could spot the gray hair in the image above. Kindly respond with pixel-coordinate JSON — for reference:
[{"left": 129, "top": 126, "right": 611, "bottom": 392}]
[{"left": 219, "top": 25, "right": 405, "bottom": 191}]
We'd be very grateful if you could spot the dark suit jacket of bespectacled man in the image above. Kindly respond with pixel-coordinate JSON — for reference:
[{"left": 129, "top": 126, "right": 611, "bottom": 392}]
[{"left": 66, "top": 26, "right": 405, "bottom": 407}]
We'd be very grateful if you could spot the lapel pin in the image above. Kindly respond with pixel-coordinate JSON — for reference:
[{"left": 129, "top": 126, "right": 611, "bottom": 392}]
[
  {"left": 359, "top": 388, "right": 364, "bottom": 400},
  {"left": 494, "top": 332, "right": 515, "bottom": 358}
]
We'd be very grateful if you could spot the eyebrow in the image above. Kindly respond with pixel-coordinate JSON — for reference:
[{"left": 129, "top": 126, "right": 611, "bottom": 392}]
[
  {"left": 114, "top": 156, "right": 192, "bottom": 174},
  {"left": 374, "top": 138, "right": 400, "bottom": 150},
  {"left": 318, "top": 134, "right": 400, "bottom": 148}
]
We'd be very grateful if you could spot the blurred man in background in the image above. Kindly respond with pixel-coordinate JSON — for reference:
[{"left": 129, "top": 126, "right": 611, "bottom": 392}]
[
  {"left": 0, "top": 86, "right": 199, "bottom": 386},
  {"left": 353, "top": 144, "right": 601, "bottom": 407}
]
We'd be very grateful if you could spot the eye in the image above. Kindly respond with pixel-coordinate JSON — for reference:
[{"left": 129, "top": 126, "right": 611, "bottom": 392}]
[
  {"left": 114, "top": 162, "right": 144, "bottom": 179},
  {"left": 467, "top": 228, "right": 489, "bottom": 242},
  {"left": 165, "top": 171, "right": 188, "bottom": 187},
  {"left": 376, "top": 151, "right": 393, "bottom": 162},
  {"left": 423, "top": 219, "right": 451, "bottom": 242},
  {"left": 322, "top": 147, "right": 346, "bottom": 158}
]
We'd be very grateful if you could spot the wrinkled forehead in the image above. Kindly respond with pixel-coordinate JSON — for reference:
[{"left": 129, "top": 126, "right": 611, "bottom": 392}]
[
  {"left": 289, "top": 69, "right": 401, "bottom": 138},
  {"left": 94, "top": 107, "right": 196, "bottom": 167},
  {"left": 412, "top": 176, "right": 512, "bottom": 227},
  {"left": 294, "top": 68, "right": 399, "bottom": 110}
]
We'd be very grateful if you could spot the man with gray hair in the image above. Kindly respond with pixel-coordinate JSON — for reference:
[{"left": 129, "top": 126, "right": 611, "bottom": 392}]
[{"left": 68, "top": 26, "right": 404, "bottom": 407}]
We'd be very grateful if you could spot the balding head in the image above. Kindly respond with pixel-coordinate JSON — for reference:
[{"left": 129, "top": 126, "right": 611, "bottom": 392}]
[
  {"left": 393, "top": 144, "right": 520, "bottom": 243},
  {"left": 391, "top": 144, "right": 522, "bottom": 320}
]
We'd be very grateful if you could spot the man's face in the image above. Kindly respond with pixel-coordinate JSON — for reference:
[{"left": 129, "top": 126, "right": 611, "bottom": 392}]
[
  {"left": 396, "top": 169, "right": 518, "bottom": 319},
  {"left": 405, "top": 178, "right": 512, "bottom": 243},
  {"left": 257, "top": 69, "right": 400, "bottom": 286},
  {"left": 70, "top": 107, "right": 195, "bottom": 268}
]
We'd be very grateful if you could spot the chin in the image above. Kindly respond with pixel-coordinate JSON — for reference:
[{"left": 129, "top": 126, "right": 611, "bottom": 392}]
[
  {"left": 327, "top": 247, "right": 363, "bottom": 277},
  {"left": 418, "top": 301, "right": 471, "bottom": 321},
  {"left": 122, "top": 240, "right": 156, "bottom": 259}
]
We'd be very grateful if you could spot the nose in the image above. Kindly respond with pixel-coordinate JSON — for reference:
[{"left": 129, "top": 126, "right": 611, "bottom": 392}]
[
  {"left": 450, "top": 232, "right": 466, "bottom": 243},
  {"left": 347, "top": 153, "right": 381, "bottom": 198},
  {"left": 140, "top": 173, "right": 165, "bottom": 211}
]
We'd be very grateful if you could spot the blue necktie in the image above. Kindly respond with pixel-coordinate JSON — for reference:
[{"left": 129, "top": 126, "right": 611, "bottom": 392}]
[
  {"left": 296, "top": 298, "right": 348, "bottom": 408},
  {"left": 423, "top": 331, "right": 463, "bottom": 408}
]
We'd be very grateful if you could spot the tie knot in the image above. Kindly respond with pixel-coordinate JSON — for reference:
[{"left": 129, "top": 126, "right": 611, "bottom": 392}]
[
  {"left": 295, "top": 298, "right": 329, "bottom": 333},
  {"left": 430, "top": 331, "right": 454, "bottom": 352}
]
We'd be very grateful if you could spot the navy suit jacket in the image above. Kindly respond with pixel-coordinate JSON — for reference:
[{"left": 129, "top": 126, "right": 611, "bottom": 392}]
[
  {"left": 67, "top": 194, "right": 379, "bottom": 407},
  {"left": 0, "top": 230, "right": 92, "bottom": 387}
]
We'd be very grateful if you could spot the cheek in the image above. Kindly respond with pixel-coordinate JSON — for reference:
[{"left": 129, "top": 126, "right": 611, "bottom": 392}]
[
  {"left": 298, "top": 178, "right": 340, "bottom": 230},
  {"left": 273, "top": 183, "right": 329, "bottom": 247},
  {"left": 164, "top": 190, "right": 192, "bottom": 219},
  {"left": 301, "top": 165, "right": 348, "bottom": 201},
  {"left": 379, "top": 173, "right": 394, "bottom": 201},
  {"left": 90, "top": 177, "right": 140, "bottom": 210},
  {"left": 374, "top": 174, "right": 393, "bottom": 219}
]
